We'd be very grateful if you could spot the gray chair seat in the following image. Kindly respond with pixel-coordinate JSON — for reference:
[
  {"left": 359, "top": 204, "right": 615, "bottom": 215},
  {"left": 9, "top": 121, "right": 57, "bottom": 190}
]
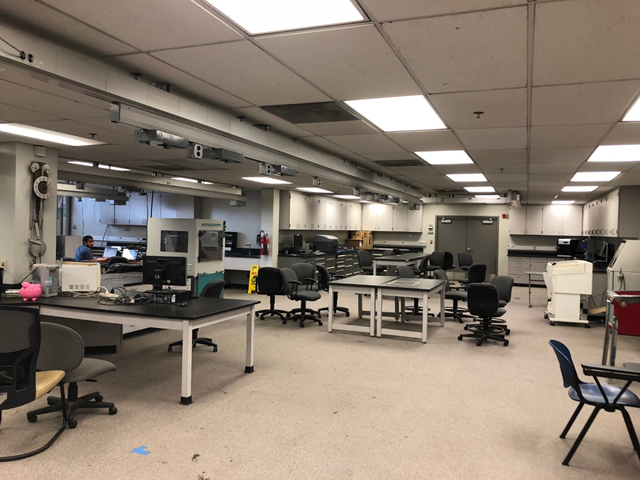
[
  {"left": 446, "top": 291, "right": 467, "bottom": 302},
  {"left": 295, "top": 290, "right": 321, "bottom": 302},
  {"left": 64, "top": 358, "right": 116, "bottom": 384},
  {"left": 499, "top": 299, "right": 507, "bottom": 308}
]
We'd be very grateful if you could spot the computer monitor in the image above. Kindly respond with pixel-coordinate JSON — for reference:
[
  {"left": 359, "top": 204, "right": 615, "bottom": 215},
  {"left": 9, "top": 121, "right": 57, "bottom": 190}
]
[
  {"left": 122, "top": 248, "right": 138, "bottom": 261},
  {"left": 142, "top": 256, "right": 187, "bottom": 291},
  {"left": 597, "top": 242, "right": 608, "bottom": 259},
  {"left": 103, "top": 246, "right": 119, "bottom": 258}
]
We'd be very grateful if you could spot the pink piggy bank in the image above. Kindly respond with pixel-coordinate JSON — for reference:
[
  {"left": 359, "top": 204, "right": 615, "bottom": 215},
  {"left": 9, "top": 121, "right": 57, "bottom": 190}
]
[{"left": 18, "top": 282, "right": 41, "bottom": 302}]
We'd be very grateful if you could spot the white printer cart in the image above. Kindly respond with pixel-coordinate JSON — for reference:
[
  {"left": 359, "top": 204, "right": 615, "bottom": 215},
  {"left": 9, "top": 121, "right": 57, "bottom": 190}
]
[{"left": 543, "top": 260, "right": 593, "bottom": 326}]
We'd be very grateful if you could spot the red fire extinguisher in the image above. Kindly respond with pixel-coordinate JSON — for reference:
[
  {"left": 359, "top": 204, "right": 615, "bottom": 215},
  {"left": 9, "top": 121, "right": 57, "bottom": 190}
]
[{"left": 259, "top": 230, "right": 269, "bottom": 256}]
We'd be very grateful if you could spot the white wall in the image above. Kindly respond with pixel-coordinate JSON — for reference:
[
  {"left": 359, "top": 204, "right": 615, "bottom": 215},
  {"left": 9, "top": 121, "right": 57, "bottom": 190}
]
[{"left": 200, "top": 190, "right": 262, "bottom": 248}]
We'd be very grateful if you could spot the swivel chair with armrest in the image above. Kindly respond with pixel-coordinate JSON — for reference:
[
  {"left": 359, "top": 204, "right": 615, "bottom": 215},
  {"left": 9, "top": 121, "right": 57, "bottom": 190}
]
[
  {"left": 290, "top": 263, "right": 320, "bottom": 317},
  {"left": 413, "top": 254, "right": 431, "bottom": 276},
  {"left": 316, "top": 264, "right": 349, "bottom": 317},
  {"left": 434, "top": 269, "right": 468, "bottom": 323},
  {"left": 457, "top": 283, "right": 509, "bottom": 346},
  {"left": 458, "top": 263, "right": 487, "bottom": 289},
  {"left": 280, "top": 267, "right": 322, "bottom": 328},
  {"left": 357, "top": 250, "right": 385, "bottom": 275},
  {"left": 458, "top": 252, "right": 473, "bottom": 278},
  {"left": 27, "top": 322, "right": 117, "bottom": 429},
  {"left": 424, "top": 251, "right": 454, "bottom": 277},
  {"left": 254, "top": 267, "right": 289, "bottom": 320},
  {"left": 168, "top": 279, "right": 224, "bottom": 353},
  {"left": 463, "top": 275, "right": 514, "bottom": 333},
  {"left": 0, "top": 307, "right": 67, "bottom": 462}
]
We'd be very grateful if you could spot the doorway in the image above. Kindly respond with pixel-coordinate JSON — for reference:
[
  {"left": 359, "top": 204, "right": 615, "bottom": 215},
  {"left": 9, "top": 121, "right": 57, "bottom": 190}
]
[{"left": 436, "top": 216, "right": 499, "bottom": 276}]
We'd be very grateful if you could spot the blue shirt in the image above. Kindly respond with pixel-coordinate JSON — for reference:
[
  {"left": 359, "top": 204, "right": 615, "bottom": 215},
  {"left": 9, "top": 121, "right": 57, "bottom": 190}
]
[{"left": 74, "top": 245, "right": 94, "bottom": 262}]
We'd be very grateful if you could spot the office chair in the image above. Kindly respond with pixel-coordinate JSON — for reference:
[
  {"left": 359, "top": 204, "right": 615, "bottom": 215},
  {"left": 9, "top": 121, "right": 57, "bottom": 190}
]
[
  {"left": 291, "top": 263, "right": 320, "bottom": 292},
  {"left": 27, "top": 323, "right": 117, "bottom": 429},
  {"left": 280, "top": 267, "right": 322, "bottom": 328},
  {"left": 424, "top": 251, "right": 451, "bottom": 277},
  {"left": 0, "top": 307, "right": 67, "bottom": 462},
  {"left": 357, "top": 250, "right": 385, "bottom": 275},
  {"left": 413, "top": 254, "right": 431, "bottom": 276},
  {"left": 168, "top": 279, "right": 224, "bottom": 353},
  {"left": 316, "top": 264, "right": 349, "bottom": 317},
  {"left": 458, "top": 263, "right": 487, "bottom": 289},
  {"left": 458, "top": 283, "right": 509, "bottom": 346},
  {"left": 393, "top": 265, "right": 421, "bottom": 317},
  {"left": 458, "top": 252, "right": 473, "bottom": 278},
  {"left": 548, "top": 340, "right": 640, "bottom": 466},
  {"left": 434, "top": 269, "right": 468, "bottom": 323},
  {"left": 254, "top": 267, "right": 289, "bottom": 320}
]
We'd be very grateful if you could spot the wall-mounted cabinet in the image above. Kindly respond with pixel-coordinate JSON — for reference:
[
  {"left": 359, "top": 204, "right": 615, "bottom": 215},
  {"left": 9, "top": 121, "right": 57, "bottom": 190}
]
[
  {"left": 509, "top": 205, "right": 582, "bottom": 236},
  {"left": 362, "top": 203, "right": 422, "bottom": 232},
  {"left": 582, "top": 187, "right": 640, "bottom": 238}
]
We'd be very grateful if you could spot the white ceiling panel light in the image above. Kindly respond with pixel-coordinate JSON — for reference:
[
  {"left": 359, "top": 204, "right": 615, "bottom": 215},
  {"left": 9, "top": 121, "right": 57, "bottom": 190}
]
[
  {"left": 415, "top": 150, "right": 473, "bottom": 165},
  {"left": 67, "top": 160, "right": 94, "bottom": 167},
  {"left": 333, "top": 194, "right": 360, "bottom": 200},
  {"left": 297, "top": 187, "right": 334, "bottom": 194},
  {"left": 0, "top": 123, "right": 104, "bottom": 146},
  {"left": 242, "top": 176, "right": 291, "bottom": 185},
  {"left": 623, "top": 97, "right": 640, "bottom": 122},
  {"left": 204, "top": 0, "right": 365, "bottom": 35},
  {"left": 171, "top": 177, "right": 199, "bottom": 183},
  {"left": 587, "top": 145, "right": 640, "bottom": 162},
  {"left": 99, "top": 164, "right": 130, "bottom": 172},
  {"left": 552, "top": 200, "right": 575, "bottom": 205},
  {"left": 345, "top": 95, "right": 446, "bottom": 132},
  {"left": 561, "top": 185, "right": 598, "bottom": 192},
  {"left": 570, "top": 171, "right": 621, "bottom": 182},
  {"left": 464, "top": 186, "right": 495, "bottom": 193},
  {"left": 446, "top": 173, "right": 487, "bottom": 182}
]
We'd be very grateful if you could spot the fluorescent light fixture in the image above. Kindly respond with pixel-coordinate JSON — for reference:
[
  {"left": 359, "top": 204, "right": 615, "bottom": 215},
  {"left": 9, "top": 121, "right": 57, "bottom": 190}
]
[
  {"left": 587, "top": 145, "right": 640, "bottom": 162},
  {"left": 360, "top": 200, "right": 373, "bottom": 204},
  {"left": 447, "top": 173, "right": 487, "bottom": 182},
  {"left": 552, "top": 200, "right": 575, "bottom": 205},
  {"left": 67, "top": 160, "right": 94, "bottom": 167},
  {"left": 333, "top": 195, "right": 360, "bottom": 200},
  {"left": 296, "top": 187, "right": 334, "bottom": 194},
  {"left": 98, "top": 164, "right": 130, "bottom": 172},
  {"left": 561, "top": 186, "right": 598, "bottom": 192},
  {"left": 205, "top": 0, "right": 364, "bottom": 34},
  {"left": 415, "top": 150, "right": 473, "bottom": 165},
  {"left": 0, "top": 123, "right": 104, "bottom": 146},
  {"left": 345, "top": 95, "right": 446, "bottom": 132},
  {"left": 623, "top": 97, "right": 640, "bottom": 121},
  {"left": 475, "top": 195, "right": 500, "bottom": 199},
  {"left": 464, "top": 186, "right": 495, "bottom": 193},
  {"left": 570, "top": 171, "right": 620, "bottom": 182},
  {"left": 242, "top": 176, "right": 291, "bottom": 185},
  {"left": 202, "top": 181, "right": 214, "bottom": 185},
  {"left": 171, "top": 177, "right": 198, "bottom": 183}
]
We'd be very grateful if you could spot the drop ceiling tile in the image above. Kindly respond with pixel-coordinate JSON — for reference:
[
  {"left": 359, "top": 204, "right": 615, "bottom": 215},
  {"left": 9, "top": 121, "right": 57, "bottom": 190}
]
[
  {"left": 57, "top": 144, "right": 167, "bottom": 162},
  {"left": 532, "top": 81, "right": 640, "bottom": 126},
  {"left": 0, "top": 103, "right": 62, "bottom": 123},
  {"left": 323, "top": 134, "right": 406, "bottom": 154},
  {"left": 530, "top": 125, "right": 610, "bottom": 148},
  {"left": 526, "top": 195, "right": 557, "bottom": 203},
  {"left": 28, "top": 119, "right": 131, "bottom": 144},
  {"left": 41, "top": 0, "right": 242, "bottom": 51},
  {"left": 529, "top": 163, "right": 579, "bottom": 174},
  {"left": 299, "top": 120, "right": 377, "bottom": 136},
  {"left": 154, "top": 41, "right": 330, "bottom": 106},
  {"left": 257, "top": 25, "right": 421, "bottom": 100},
  {"left": 528, "top": 183, "right": 566, "bottom": 191},
  {"left": 229, "top": 107, "right": 318, "bottom": 138},
  {"left": 0, "top": 0, "right": 136, "bottom": 56},
  {"left": 601, "top": 123, "right": 640, "bottom": 145},
  {"left": 302, "top": 136, "right": 365, "bottom": 158},
  {"left": 383, "top": 8, "right": 527, "bottom": 93},
  {"left": 530, "top": 148, "right": 592, "bottom": 164},
  {"left": 491, "top": 181, "right": 527, "bottom": 190},
  {"left": 359, "top": 0, "right": 526, "bottom": 21},
  {"left": 481, "top": 163, "right": 527, "bottom": 174},
  {"left": 387, "top": 165, "right": 440, "bottom": 176},
  {"left": 363, "top": 152, "right": 417, "bottom": 161},
  {"left": 530, "top": 173, "right": 572, "bottom": 184},
  {"left": 431, "top": 164, "right": 483, "bottom": 175},
  {"left": 385, "top": 130, "right": 463, "bottom": 151},
  {"left": 608, "top": 173, "right": 640, "bottom": 186},
  {"left": 457, "top": 127, "right": 526, "bottom": 150},
  {"left": 410, "top": 176, "right": 459, "bottom": 190},
  {"left": 469, "top": 149, "right": 527, "bottom": 164},
  {"left": 576, "top": 162, "right": 637, "bottom": 173},
  {"left": 107, "top": 53, "right": 250, "bottom": 109},
  {"left": 534, "top": 0, "right": 640, "bottom": 86},
  {"left": 484, "top": 173, "right": 527, "bottom": 182},
  {"left": 430, "top": 88, "right": 527, "bottom": 129}
]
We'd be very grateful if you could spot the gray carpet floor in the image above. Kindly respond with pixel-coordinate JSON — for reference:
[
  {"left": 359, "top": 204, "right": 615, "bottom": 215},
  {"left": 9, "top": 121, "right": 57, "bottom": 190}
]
[{"left": 2, "top": 285, "right": 640, "bottom": 480}]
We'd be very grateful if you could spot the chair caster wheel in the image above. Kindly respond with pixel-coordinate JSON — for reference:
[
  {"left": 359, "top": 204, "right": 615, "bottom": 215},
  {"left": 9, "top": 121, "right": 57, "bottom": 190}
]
[
  {"left": 503, "top": 340, "right": 509, "bottom": 346},
  {"left": 505, "top": 329, "right": 511, "bottom": 335},
  {"left": 458, "top": 335, "right": 463, "bottom": 341},
  {"left": 282, "top": 321, "right": 287, "bottom": 324},
  {"left": 95, "top": 395, "right": 103, "bottom": 402},
  {"left": 213, "top": 347, "right": 218, "bottom": 352},
  {"left": 27, "top": 415, "right": 37, "bottom": 423},
  {"left": 585, "top": 324, "right": 591, "bottom": 328},
  {"left": 47, "top": 398, "right": 56, "bottom": 406},
  {"left": 300, "top": 323, "right": 304, "bottom": 328},
  {"left": 476, "top": 341, "right": 482, "bottom": 346},
  {"left": 68, "top": 419, "right": 78, "bottom": 429},
  {"left": 544, "top": 314, "right": 549, "bottom": 319},
  {"left": 168, "top": 346, "right": 173, "bottom": 352},
  {"left": 109, "top": 406, "right": 118, "bottom": 415},
  {"left": 318, "top": 321, "right": 323, "bottom": 326},
  {"left": 549, "top": 321, "right": 555, "bottom": 326}
]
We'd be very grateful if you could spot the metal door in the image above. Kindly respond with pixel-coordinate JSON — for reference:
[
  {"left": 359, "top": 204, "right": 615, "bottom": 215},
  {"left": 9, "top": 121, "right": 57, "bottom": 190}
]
[
  {"left": 436, "top": 216, "right": 499, "bottom": 275},
  {"left": 435, "top": 218, "right": 466, "bottom": 271}
]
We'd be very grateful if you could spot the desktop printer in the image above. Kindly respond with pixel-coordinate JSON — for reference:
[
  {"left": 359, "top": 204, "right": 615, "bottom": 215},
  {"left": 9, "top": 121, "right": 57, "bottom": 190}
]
[{"left": 313, "top": 235, "right": 338, "bottom": 254}]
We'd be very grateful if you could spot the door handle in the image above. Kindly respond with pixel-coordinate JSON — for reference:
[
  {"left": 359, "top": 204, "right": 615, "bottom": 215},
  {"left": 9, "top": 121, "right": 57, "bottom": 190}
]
[{"left": 466, "top": 247, "right": 472, "bottom": 252}]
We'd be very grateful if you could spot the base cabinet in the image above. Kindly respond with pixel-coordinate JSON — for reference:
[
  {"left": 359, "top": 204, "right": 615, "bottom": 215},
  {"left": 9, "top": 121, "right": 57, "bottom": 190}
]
[{"left": 508, "top": 256, "right": 567, "bottom": 285}]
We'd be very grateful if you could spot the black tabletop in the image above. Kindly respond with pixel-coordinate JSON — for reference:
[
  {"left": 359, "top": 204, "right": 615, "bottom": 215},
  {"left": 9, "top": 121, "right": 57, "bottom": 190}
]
[
  {"left": 378, "top": 278, "right": 445, "bottom": 292},
  {"left": 1, "top": 296, "right": 259, "bottom": 321},
  {"left": 373, "top": 253, "right": 425, "bottom": 262},
  {"left": 329, "top": 275, "right": 400, "bottom": 287}
]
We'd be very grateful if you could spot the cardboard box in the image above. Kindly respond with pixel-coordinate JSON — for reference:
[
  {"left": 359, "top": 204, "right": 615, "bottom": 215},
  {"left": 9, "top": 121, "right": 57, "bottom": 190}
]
[{"left": 349, "top": 231, "right": 373, "bottom": 250}]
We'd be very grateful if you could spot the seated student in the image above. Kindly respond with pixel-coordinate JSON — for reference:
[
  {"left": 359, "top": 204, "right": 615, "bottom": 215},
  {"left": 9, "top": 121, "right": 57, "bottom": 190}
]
[{"left": 74, "top": 235, "right": 110, "bottom": 262}]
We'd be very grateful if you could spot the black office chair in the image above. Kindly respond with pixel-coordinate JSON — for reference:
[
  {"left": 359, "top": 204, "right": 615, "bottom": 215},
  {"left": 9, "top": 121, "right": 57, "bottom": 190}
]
[
  {"left": 357, "top": 250, "right": 385, "bottom": 275},
  {"left": 254, "top": 267, "right": 289, "bottom": 320},
  {"left": 458, "top": 252, "right": 473, "bottom": 278},
  {"left": 458, "top": 283, "right": 509, "bottom": 346},
  {"left": 0, "top": 307, "right": 67, "bottom": 462},
  {"left": 434, "top": 269, "right": 468, "bottom": 323},
  {"left": 168, "top": 280, "right": 225, "bottom": 352},
  {"left": 492, "top": 275, "right": 514, "bottom": 308},
  {"left": 413, "top": 254, "right": 431, "bottom": 276},
  {"left": 459, "top": 263, "right": 487, "bottom": 289},
  {"left": 280, "top": 267, "right": 322, "bottom": 328},
  {"left": 549, "top": 340, "right": 640, "bottom": 466},
  {"left": 291, "top": 263, "right": 320, "bottom": 292},
  {"left": 425, "top": 251, "right": 454, "bottom": 276},
  {"left": 316, "top": 264, "right": 349, "bottom": 317}
]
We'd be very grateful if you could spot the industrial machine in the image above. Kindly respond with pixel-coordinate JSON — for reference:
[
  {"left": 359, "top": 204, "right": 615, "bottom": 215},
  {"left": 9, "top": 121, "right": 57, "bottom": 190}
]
[
  {"left": 607, "top": 239, "right": 640, "bottom": 291},
  {"left": 313, "top": 235, "right": 338, "bottom": 254},
  {"left": 147, "top": 218, "right": 225, "bottom": 296},
  {"left": 543, "top": 260, "right": 593, "bottom": 326}
]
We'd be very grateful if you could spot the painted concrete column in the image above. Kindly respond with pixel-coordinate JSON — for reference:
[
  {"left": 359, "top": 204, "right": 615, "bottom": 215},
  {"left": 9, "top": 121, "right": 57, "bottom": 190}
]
[
  {"left": 260, "top": 189, "right": 279, "bottom": 268},
  {"left": 0, "top": 142, "right": 58, "bottom": 283}
]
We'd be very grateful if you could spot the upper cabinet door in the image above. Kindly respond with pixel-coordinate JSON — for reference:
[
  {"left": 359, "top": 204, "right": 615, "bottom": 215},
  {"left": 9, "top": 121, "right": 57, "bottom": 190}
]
[
  {"left": 526, "top": 206, "right": 544, "bottom": 235},
  {"left": 347, "top": 203, "right": 362, "bottom": 230},
  {"left": 377, "top": 204, "right": 393, "bottom": 231},
  {"left": 406, "top": 207, "right": 423, "bottom": 232},
  {"left": 542, "top": 206, "right": 562, "bottom": 236},
  {"left": 509, "top": 206, "right": 526, "bottom": 234},
  {"left": 324, "top": 199, "right": 337, "bottom": 230},
  {"left": 362, "top": 203, "right": 378, "bottom": 230},
  {"left": 560, "top": 205, "right": 583, "bottom": 236},
  {"left": 392, "top": 205, "right": 407, "bottom": 231}
]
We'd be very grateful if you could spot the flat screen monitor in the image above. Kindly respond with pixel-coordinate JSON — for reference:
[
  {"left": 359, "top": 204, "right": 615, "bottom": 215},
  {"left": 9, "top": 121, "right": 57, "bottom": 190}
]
[
  {"left": 142, "top": 256, "right": 187, "bottom": 291},
  {"left": 122, "top": 248, "right": 138, "bottom": 261},
  {"left": 597, "top": 242, "right": 608, "bottom": 259},
  {"left": 103, "top": 246, "right": 119, "bottom": 258}
]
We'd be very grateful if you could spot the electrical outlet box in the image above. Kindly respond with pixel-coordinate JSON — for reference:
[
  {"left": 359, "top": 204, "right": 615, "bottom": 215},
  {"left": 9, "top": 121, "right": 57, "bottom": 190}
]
[{"left": 0, "top": 259, "right": 6, "bottom": 269}]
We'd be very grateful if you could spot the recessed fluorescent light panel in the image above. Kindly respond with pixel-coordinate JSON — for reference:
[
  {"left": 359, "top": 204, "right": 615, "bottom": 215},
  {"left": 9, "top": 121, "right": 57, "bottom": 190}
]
[
  {"left": 171, "top": 177, "right": 198, "bottom": 183},
  {"left": 570, "top": 171, "right": 620, "bottom": 182},
  {"left": 464, "top": 186, "right": 495, "bottom": 193},
  {"left": 297, "top": 187, "right": 334, "bottom": 194},
  {"left": 447, "top": 174, "right": 487, "bottom": 182},
  {"left": 205, "top": 0, "right": 364, "bottom": 35},
  {"left": 415, "top": 150, "right": 473, "bottom": 165},
  {"left": 475, "top": 195, "right": 500, "bottom": 199},
  {"left": 587, "top": 145, "right": 640, "bottom": 162},
  {"left": 0, "top": 123, "right": 104, "bottom": 146},
  {"left": 242, "top": 176, "right": 292, "bottom": 185},
  {"left": 98, "top": 164, "right": 130, "bottom": 172},
  {"left": 561, "top": 186, "right": 598, "bottom": 192},
  {"left": 623, "top": 97, "right": 640, "bottom": 122},
  {"left": 333, "top": 195, "right": 360, "bottom": 200},
  {"left": 552, "top": 200, "right": 575, "bottom": 205},
  {"left": 345, "top": 95, "right": 446, "bottom": 132},
  {"left": 67, "top": 160, "right": 94, "bottom": 167}
]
